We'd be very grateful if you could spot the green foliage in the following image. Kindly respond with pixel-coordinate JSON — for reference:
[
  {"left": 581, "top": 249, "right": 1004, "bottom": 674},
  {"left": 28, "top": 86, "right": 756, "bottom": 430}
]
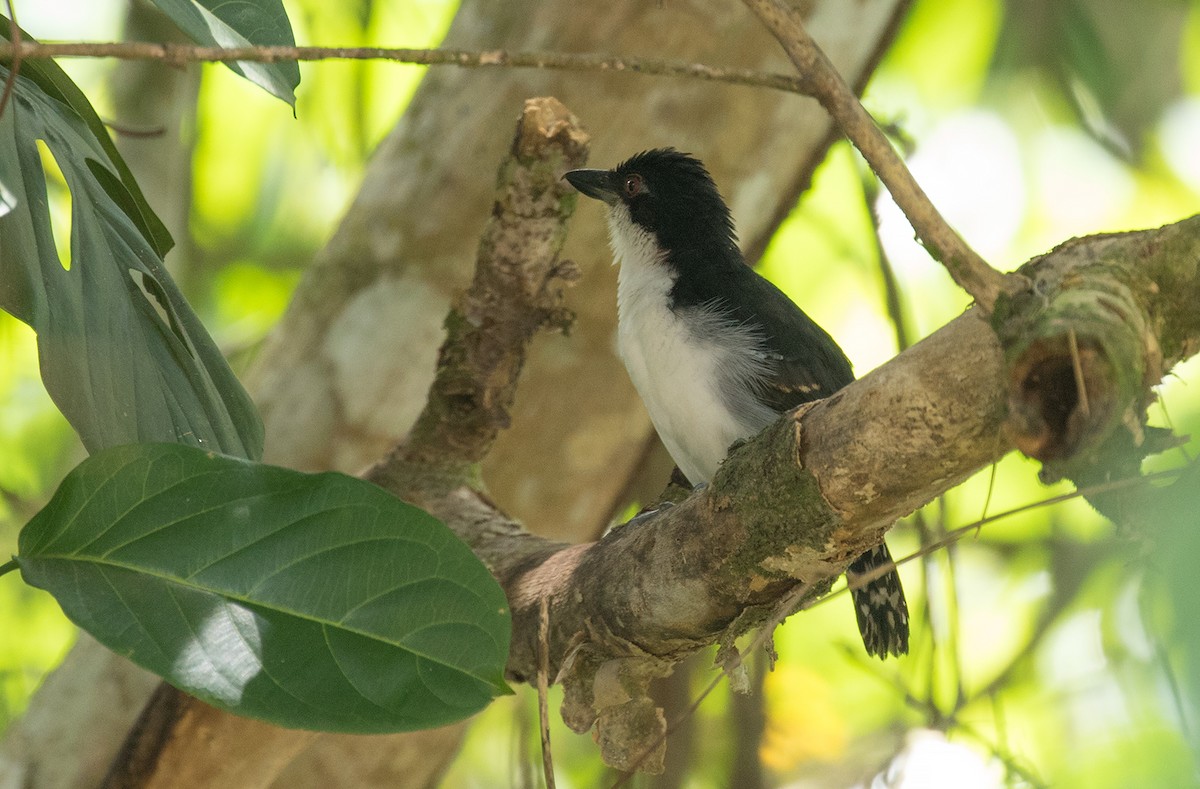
[
  {"left": 1, "top": 0, "right": 469, "bottom": 736},
  {"left": 0, "top": 36, "right": 263, "bottom": 460},
  {"left": 150, "top": 0, "right": 301, "bottom": 106},
  {"left": 992, "top": 0, "right": 1191, "bottom": 154},
  {"left": 14, "top": 442, "right": 511, "bottom": 732},
  {"left": 1, "top": 0, "right": 516, "bottom": 738}
]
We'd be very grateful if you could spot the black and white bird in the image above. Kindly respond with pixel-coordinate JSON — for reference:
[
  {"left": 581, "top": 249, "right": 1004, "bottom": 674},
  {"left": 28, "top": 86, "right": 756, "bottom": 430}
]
[{"left": 565, "top": 148, "right": 908, "bottom": 659}]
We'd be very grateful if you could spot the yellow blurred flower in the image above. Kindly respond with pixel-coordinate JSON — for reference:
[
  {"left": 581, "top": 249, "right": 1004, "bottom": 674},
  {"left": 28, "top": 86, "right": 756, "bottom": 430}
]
[{"left": 760, "top": 663, "right": 849, "bottom": 771}]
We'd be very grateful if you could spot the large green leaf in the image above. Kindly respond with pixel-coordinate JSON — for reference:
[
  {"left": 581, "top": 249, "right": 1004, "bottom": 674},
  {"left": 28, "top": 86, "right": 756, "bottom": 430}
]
[
  {"left": 15, "top": 443, "right": 511, "bottom": 732},
  {"left": 151, "top": 0, "right": 300, "bottom": 106},
  {"left": 0, "top": 53, "right": 264, "bottom": 460}
]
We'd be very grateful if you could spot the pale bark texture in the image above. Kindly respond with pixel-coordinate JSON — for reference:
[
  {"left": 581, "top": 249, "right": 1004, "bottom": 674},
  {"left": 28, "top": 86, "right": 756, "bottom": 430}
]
[{"left": 1, "top": 0, "right": 912, "bottom": 786}]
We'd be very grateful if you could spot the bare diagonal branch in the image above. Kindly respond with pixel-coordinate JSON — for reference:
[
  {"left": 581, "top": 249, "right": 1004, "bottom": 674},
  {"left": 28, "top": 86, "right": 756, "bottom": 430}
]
[{"left": 741, "top": 0, "right": 1018, "bottom": 312}]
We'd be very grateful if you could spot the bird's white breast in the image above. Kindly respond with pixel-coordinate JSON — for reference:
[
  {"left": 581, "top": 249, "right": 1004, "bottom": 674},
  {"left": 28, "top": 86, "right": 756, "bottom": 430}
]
[{"left": 608, "top": 210, "right": 775, "bottom": 485}]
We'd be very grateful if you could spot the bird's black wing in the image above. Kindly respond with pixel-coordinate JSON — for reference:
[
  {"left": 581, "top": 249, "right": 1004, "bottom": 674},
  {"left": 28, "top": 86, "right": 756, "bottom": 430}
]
[
  {"left": 669, "top": 258, "right": 854, "bottom": 410},
  {"left": 727, "top": 268, "right": 855, "bottom": 412}
]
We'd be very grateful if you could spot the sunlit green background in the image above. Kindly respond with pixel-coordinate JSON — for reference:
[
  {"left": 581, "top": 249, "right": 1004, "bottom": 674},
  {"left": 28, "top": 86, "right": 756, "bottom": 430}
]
[{"left": 3, "top": 0, "right": 1199, "bottom": 786}]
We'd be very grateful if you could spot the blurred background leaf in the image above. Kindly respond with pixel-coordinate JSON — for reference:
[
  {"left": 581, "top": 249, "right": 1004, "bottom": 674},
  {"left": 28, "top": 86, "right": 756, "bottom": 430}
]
[{"left": 991, "top": 0, "right": 1189, "bottom": 158}]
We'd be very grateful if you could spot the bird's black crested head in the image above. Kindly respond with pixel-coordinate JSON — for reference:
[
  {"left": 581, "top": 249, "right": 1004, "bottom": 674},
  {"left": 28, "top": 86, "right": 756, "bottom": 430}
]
[{"left": 565, "top": 148, "right": 739, "bottom": 257}]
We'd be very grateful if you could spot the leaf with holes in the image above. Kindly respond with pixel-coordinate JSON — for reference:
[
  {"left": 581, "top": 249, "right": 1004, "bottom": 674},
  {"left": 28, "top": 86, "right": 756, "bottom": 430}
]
[
  {"left": 0, "top": 19, "right": 173, "bottom": 256},
  {"left": 15, "top": 443, "right": 512, "bottom": 732},
  {"left": 0, "top": 30, "right": 263, "bottom": 460},
  {"left": 150, "top": 0, "right": 300, "bottom": 106}
]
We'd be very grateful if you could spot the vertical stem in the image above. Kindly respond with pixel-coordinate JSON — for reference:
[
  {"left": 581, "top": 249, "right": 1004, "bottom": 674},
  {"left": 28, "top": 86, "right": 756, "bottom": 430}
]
[{"left": 537, "top": 596, "right": 556, "bottom": 789}]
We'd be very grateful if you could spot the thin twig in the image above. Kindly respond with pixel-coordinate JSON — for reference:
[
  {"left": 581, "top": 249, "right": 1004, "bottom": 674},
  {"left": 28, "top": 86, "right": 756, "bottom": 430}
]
[
  {"left": 863, "top": 171, "right": 912, "bottom": 352},
  {"left": 953, "top": 720, "right": 1049, "bottom": 788},
  {"left": 912, "top": 508, "right": 940, "bottom": 707},
  {"left": 820, "top": 463, "right": 1187, "bottom": 600},
  {"left": 513, "top": 688, "right": 535, "bottom": 789},
  {"left": 979, "top": 460, "right": 999, "bottom": 534},
  {"left": 537, "top": 596, "right": 556, "bottom": 789},
  {"left": 0, "top": 40, "right": 811, "bottom": 96},
  {"left": 856, "top": 660, "right": 1050, "bottom": 786},
  {"left": 741, "top": 0, "right": 1015, "bottom": 312},
  {"left": 937, "top": 501, "right": 967, "bottom": 714}
]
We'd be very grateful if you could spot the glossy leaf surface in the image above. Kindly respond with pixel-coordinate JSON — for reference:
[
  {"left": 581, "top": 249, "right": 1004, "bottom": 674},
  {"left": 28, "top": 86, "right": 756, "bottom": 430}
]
[{"left": 17, "top": 443, "right": 511, "bottom": 732}]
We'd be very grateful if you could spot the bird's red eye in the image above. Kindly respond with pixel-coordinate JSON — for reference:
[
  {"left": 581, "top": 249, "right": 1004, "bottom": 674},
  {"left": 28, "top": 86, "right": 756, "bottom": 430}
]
[{"left": 623, "top": 174, "right": 643, "bottom": 197}]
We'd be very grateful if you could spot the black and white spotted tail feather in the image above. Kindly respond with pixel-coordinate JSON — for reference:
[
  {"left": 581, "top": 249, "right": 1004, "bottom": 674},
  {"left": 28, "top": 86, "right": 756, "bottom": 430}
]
[{"left": 846, "top": 543, "right": 909, "bottom": 659}]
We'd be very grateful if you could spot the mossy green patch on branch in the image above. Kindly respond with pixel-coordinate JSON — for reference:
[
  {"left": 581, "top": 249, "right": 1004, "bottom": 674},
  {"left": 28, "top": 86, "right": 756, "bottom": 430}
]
[{"left": 713, "top": 416, "right": 840, "bottom": 583}]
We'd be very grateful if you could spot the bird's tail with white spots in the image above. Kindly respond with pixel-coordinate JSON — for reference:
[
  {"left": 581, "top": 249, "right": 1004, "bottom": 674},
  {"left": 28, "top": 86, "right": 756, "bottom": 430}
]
[{"left": 847, "top": 542, "right": 909, "bottom": 659}]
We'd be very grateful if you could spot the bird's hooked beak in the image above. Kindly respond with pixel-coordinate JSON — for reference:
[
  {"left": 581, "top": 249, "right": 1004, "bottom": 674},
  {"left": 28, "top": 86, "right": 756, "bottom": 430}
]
[{"left": 564, "top": 169, "right": 619, "bottom": 205}]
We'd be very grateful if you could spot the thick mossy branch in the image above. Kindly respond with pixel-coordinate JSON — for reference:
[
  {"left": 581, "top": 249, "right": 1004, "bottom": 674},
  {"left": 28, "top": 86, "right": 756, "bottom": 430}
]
[
  {"left": 1139, "top": 215, "right": 1200, "bottom": 363},
  {"left": 994, "top": 216, "right": 1200, "bottom": 482},
  {"left": 368, "top": 193, "right": 1199, "bottom": 773},
  {"left": 489, "top": 307, "right": 1013, "bottom": 687},
  {"left": 995, "top": 259, "right": 1152, "bottom": 463},
  {"left": 716, "top": 418, "right": 839, "bottom": 586}
]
